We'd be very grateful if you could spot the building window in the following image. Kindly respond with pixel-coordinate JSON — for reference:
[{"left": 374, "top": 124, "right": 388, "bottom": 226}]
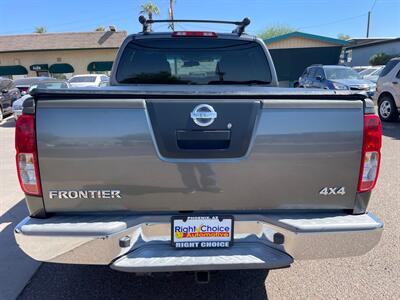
[{"left": 346, "top": 50, "right": 352, "bottom": 63}]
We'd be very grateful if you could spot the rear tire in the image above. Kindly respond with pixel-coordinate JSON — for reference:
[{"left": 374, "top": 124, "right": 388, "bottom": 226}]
[{"left": 378, "top": 95, "right": 399, "bottom": 122}]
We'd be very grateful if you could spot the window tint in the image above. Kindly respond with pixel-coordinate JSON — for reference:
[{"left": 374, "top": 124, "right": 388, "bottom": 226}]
[
  {"left": 380, "top": 60, "right": 399, "bottom": 77},
  {"left": 315, "top": 68, "right": 324, "bottom": 79},
  {"left": 37, "top": 82, "right": 68, "bottom": 89},
  {"left": 396, "top": 69, "right": 400, "bottom": 79},
  {"left": 359, "top": 68, "right": 377, "bottom": 76},
  {"left": 324, "top": 67, "right": 361, "bottom": 80},
  {"left": 116, "top": 38, "right": 272, "bottom": 85},
  {"left": 69, "top": 76, "right": 96, "bottom": 83},
  {"left": 0, "top": 80, "right": 7, "bottom": 89},
  {"left": 0, "top": 79, "right": 12, "bottom": 89},
  {"left": 308, "top": 67, "right": 317, "bottom": 78}
]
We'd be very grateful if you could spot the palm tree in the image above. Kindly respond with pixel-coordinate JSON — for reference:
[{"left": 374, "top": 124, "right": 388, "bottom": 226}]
[
  {"left": 168, "top": 0, "right": 175, "bottom": 30},
  {"left": 34, "top": 26, "right": 47, "bottom": 34},
  {"left": 95, "top": 26, "right": 105, "bottom": 32},
  {"left": 140, "top": 2, "right": 160, "bottom": 21}
]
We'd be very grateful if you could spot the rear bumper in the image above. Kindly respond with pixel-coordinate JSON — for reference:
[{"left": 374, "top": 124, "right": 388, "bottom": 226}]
[{"left": 14, "top": 212, "right": 383, "bottom": 272}]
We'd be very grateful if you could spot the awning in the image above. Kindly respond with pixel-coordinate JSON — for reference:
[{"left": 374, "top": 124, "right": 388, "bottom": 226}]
[
  {"left": 0, "top": 65, "right": 28, "bottom": 76},
  {"left": 87, "top": 61, "right": 113, "bottom": 72},
  {"left": 30, "top": 64, "right": 48, "bottom": 71},
  {"left": 49, "top": 63, "right": 74, "bottom": 74}
]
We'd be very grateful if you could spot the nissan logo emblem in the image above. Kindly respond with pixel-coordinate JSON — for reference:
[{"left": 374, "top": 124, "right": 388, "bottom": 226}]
[{"left": 190, "top": 104, "right": 217, "bottom": 127}]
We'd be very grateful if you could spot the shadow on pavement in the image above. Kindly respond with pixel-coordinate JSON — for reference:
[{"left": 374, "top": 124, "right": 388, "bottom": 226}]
[
  {"left": 0, "top": 199, "right": 41, "bottom": 300},
  {"left": 381, "top": 118, "right": 400, "bottom": 140},
  {"left": 19, "top": 264, "right": 269, "bottom": 300}
]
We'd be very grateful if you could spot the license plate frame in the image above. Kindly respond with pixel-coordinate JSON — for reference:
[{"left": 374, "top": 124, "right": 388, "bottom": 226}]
[{"left": 171, "top": 215, "right": 234, "bottom": 249}]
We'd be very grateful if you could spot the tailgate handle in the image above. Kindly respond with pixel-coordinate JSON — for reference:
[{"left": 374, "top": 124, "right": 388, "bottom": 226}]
[{"left": 176, "top": 130, "right": 231, "bottom": 150}]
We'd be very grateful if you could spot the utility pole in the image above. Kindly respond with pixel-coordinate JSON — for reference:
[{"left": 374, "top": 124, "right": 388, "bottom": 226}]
[
  {"left": 168, "top": 1, "right": 175, "bottom": 31},
  {"left": 366, "top": 11, "right": 371, "bottom": 38}
]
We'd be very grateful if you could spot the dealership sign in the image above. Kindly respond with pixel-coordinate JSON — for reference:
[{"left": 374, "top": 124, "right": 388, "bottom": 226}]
[{"left": 30, "top": 64, "right": 49, "bottom": 71}]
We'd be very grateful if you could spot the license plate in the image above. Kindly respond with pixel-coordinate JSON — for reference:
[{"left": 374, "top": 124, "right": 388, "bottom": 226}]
[{"left": 171, "top": 215, "right": 234, "bottom": 249}]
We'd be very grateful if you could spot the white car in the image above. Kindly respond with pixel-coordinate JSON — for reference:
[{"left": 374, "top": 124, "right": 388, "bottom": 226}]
[
  {"left": 352, "top": 66, "right": 370, "bottom": 73},
  {"left": 12, "top": 80, "right": 70, "bottom": 119},
  {"left": 359, "top": 65, "right": 384, "bottom": 83},
  {"left": 68, "top": 74, "right": 109, "bottom": 88},
  {"left": 374, "top": 58, "right": 400, "bottom": 122}
]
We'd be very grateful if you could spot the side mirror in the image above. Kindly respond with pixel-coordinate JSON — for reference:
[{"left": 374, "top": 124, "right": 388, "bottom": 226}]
[
  {"left": 316, "top": 75, "right": 323, "bottom": 81},
  {"left": 1, "top": 88, "right": 8, "bottom": 94}
]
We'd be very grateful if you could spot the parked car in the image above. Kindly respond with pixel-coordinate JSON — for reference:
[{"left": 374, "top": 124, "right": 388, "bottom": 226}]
[
  {"left": 359, "top": 65, "right": 384, "bottom": 83},
  {"left": 14, "top": 17, "right": 383, "bottom": 280},
  {"left": 0, "top": 77, "right": 21, "bottom": 122},
  {"left": 68, "top": 74, "right": 109, "bottom": 88},
  {"left": 12, "top": 80, "right": 70, "bottom": 119},
  {"left": 298, "top": 65, "right": 376, "bottom": 96},
  {"left": 352, "top": 66, "right": 370, "bottom": 73},
  {"left": 13, "top": 77, "right": 56, "bottom": 96},
  {"left": 374, "top": 57, "right": 400, "bottom": 122}
]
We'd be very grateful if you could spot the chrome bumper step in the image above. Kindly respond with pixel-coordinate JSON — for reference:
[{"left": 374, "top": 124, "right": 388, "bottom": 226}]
[{"left": 111, "top": 243, "right": 293, "bottom": 272}]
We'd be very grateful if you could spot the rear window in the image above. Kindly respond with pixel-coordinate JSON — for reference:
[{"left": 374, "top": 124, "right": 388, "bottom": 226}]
[
  {"left": 308, "top": 67, "right": 317, "bottom": 78},
  {"left": 37, "top": 82, "right": 68, "bottom": 89},
  {"left": 0, "top": 79, "right": 11, "bottom": 89},
  {"left": 379, "top": 59, "right": 399, "bottom": 78},
  {"left": 69, "top": 76, "right": 97, "bottom": 83},
  {"left": 324, "top": 67, "right": 361, "bottom": 80},
  {"left": 116, "top": 38, "right": 272, "bottom": 85}
]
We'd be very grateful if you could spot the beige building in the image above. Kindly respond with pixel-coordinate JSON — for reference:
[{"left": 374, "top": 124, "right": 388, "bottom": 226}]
[
  {"left": 262, "top": 31, "right": 348, "bottom": 85},
  {"left": 0, "top": 30, "right": 127, "bottom": 79}
]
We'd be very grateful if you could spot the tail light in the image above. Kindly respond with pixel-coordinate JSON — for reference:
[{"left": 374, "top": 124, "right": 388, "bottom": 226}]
[
  {"left": 357, "top": 114, "right": 382, "bottom": 192},
  {"left": 172, "top": 31, "right": 217, "bottom": 37},
  {"left": 15, "top": 114, "right": 42, "bottom": 196}
]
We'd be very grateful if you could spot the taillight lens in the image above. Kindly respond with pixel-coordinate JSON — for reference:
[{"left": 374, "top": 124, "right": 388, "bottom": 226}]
[
  {"left": 172, "top": 31, "right": 217, "bottom": 37},
  {"left": 357, "top": 115, "right": 382, "bottom": 192},
  {"left": 15, "top": 115, "right": 42, "bottom": 196}
]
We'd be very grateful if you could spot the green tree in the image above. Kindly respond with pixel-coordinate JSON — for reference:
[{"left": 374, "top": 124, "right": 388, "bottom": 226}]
[
  {"left": 34, "top": 26, "right": 47, "bottom": 34},
  {"left": 95, "top": 26, "right": 105, "bottom": 32},
  {"left": 140, "top": 1, "right": 160, "bottom": 20},
  {"left": 258, "top": 25, "right": 295, "bottom": 40},
  {"left": 337, "top": 33, "right": 350, "bottom": 40},
  {"left": 369, "top": 53, "right": 397, "bottom": 66}
]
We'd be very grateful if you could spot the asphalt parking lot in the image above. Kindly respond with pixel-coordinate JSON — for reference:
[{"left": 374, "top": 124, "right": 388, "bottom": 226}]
[{"left": 0, "top": 115, "right": 399, "bottom": 300}]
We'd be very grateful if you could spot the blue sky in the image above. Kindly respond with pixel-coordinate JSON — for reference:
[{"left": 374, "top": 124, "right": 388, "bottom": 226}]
[{"left": 1, "top": 0, "right": 399, "bottom": 38}]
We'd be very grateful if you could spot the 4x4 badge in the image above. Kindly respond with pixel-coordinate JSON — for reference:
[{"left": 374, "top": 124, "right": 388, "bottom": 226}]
[{"left": 319, "top": 187, "right": 346, "bottom": 196}]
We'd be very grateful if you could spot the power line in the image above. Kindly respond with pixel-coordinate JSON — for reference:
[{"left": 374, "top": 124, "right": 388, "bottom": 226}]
[
  {"left": 371, "top": 0, "right": 378, "bottom": 11},
  {"left": 298, "top": 13, "right": 368, "bottom": 30}
]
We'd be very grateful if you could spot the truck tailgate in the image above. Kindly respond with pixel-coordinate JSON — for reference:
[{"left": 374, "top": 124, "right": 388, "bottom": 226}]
[{"left": 36, "top": 97, "right": 363, "bottom": 212}]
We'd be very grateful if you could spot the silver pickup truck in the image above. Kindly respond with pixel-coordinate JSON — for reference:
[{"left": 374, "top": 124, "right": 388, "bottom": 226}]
[{"left": 15, "top": 18, "right": 383, "bottom": 277}]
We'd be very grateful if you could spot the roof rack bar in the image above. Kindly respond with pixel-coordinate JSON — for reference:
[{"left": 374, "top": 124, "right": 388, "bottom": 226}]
[
  {"left": 138, "top": 16, "right": 251, "bottom": 35},
  {"left": 232, "top": 18, "right": 251, "bottom": 35}
]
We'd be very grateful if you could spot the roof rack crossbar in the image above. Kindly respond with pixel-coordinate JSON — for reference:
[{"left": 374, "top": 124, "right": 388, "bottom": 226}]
[{"left": 138, "top": 16, "right": 250, "bottom": 35}]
